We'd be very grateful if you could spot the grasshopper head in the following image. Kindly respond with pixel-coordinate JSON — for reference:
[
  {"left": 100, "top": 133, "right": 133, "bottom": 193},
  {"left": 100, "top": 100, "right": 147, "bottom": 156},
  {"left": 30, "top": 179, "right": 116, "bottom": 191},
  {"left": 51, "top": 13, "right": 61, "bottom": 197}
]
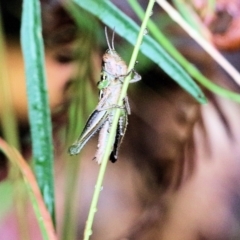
[
  {"left": 103, "top": 49, "right": 121, "bottom": 61},
  {"left": 103, "top": 50, "right": 128, "bottom": 76},
  {"left": 104, "top": 27, "right": 128, "bottom": 75}
]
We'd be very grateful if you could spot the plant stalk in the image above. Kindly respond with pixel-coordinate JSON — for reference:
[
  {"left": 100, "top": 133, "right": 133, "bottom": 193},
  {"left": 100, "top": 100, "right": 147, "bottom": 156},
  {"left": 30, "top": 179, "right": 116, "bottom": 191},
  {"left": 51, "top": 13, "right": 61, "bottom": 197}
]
[{"left": 83, "top": 0, "right": 156, "bottom": 239}]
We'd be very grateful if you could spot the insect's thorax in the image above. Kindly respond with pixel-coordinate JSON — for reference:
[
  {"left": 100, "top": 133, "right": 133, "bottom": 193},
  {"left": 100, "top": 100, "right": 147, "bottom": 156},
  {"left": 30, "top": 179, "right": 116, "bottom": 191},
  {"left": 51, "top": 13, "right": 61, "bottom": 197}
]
[{"left": 97, "top": 49, "right": 128, "bottom": 107}]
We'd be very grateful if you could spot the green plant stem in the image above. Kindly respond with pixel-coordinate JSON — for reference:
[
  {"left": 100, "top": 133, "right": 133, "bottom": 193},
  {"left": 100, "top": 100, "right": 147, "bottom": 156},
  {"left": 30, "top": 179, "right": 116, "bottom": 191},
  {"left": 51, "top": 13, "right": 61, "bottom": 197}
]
[
  {"left": 128, "top": 0, "right": 240, "bottom": 102},
  {"left": 83, "top": 1, "right": 156, "bottom": 239}
]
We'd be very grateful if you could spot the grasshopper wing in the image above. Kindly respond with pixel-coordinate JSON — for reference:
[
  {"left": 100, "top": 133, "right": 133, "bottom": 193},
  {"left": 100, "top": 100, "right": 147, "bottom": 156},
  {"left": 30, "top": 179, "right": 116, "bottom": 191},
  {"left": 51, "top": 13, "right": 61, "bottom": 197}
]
[{"left": 68, "top": 110, "right": 108, "bottom": 155}]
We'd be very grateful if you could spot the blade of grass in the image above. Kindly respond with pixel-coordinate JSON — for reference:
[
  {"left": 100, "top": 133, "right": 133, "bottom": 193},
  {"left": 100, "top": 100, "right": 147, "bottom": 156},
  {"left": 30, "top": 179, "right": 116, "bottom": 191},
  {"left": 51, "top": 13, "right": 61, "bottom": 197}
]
[
  {"left": 74, "top": 0, "right": 206, "bottom": 104},
  {"left": 172, "top": 0, "right": 210, "bottom": 34},
  {"left": 83, "top": 1, "right": 156, "bottom": 239},
  {"left": 0, "top": 138, "right": 57, "bottom": 240},
  {"left": 20, "top": 0, "right": 56, "bottom": 225},
  {"left": 128, "top": 0, "right": 240, "bottom": 102},
  {"left": 156, "top": 0, "right": 240, "bottom": 87}
]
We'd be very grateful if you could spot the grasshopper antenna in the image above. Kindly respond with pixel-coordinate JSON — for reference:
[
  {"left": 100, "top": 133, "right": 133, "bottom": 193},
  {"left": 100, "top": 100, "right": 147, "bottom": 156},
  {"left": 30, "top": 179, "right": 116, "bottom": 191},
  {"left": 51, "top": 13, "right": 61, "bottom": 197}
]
[
  {"left": 105, "top": 27, "right": 112, "bottom": 51},
  {"left": 111, "top": 27, "right": 115, "bottom": 50}
]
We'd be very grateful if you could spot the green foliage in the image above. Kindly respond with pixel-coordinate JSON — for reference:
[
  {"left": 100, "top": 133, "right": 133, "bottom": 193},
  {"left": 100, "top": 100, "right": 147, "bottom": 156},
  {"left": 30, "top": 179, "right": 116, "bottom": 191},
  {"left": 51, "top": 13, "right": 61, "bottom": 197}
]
[
  {"left": 1, "top": 0, "right": 239, "bottom": 239},
  {"left": 20, "top": 0, "right": 56, "bottom": 225},
  {"left": 129, "top": 0, "right": 240, "bottom": 102}
]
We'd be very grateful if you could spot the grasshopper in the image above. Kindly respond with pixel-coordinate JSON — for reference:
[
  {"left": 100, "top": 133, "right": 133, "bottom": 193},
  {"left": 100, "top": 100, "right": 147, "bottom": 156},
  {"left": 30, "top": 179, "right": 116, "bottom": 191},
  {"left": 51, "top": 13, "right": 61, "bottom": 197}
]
[{"left": 68, "top": 28, "right": 141, "bottom": 164}]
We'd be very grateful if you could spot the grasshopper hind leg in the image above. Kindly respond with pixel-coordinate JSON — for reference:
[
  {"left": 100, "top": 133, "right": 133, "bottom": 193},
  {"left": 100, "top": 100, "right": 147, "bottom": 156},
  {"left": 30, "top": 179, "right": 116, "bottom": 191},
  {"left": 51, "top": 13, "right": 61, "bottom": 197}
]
[
  {"left": 68, "top": 110, "right": 108, "bottom": 156},
  {"left": 110, "top": 111, "right": 128, "bottom": 163},
  {"left": 93, "top": 119, "right": 110, "bottom": 164}
]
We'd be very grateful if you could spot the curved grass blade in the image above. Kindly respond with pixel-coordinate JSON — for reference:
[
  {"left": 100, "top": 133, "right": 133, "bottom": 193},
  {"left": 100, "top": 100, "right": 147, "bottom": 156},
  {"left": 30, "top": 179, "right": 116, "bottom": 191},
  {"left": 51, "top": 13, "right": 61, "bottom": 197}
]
[
  {"left": 20, "top": 0, "right": 55, "bottom": 225},
  {"left": 128, "top": 0, "right": 240, "bottom": 102},
  {"left": 73, "top": 0, "right": 206, "bottom": 104},
  {"left": 0, "top": 138, "right": 57, "bottom": 240}
]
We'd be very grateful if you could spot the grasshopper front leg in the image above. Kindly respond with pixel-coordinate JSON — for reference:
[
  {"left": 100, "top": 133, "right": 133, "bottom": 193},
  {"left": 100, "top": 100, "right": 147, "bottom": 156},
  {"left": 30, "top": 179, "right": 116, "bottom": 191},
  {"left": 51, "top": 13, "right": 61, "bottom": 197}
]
[
  {"left": 117, "top": 69, "right": 141, "bottom": 84},
  {"left": 129, "top": 69, "right": 141, "bottom": 83}
]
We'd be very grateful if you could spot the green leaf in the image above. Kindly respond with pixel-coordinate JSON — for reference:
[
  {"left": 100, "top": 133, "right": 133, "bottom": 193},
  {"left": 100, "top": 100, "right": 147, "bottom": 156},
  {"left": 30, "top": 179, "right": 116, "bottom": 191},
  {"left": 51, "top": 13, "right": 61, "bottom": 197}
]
[
  {"left": 20, "top": 0, "right": 56, "bottom": 225},
  {"left": 73, "top": 0, "right": 206, "bottom": 103}
]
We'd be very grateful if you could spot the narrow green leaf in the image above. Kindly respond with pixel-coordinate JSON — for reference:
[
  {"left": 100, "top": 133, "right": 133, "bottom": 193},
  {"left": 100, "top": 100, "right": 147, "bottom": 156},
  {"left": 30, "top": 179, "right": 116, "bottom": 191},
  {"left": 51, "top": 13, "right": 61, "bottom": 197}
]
[
  {"left": 74, "top": 0, "right": 206, "bottom": 103},
  {"left": 20, "top": 0, "right": 55, "bottom": 225}
]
